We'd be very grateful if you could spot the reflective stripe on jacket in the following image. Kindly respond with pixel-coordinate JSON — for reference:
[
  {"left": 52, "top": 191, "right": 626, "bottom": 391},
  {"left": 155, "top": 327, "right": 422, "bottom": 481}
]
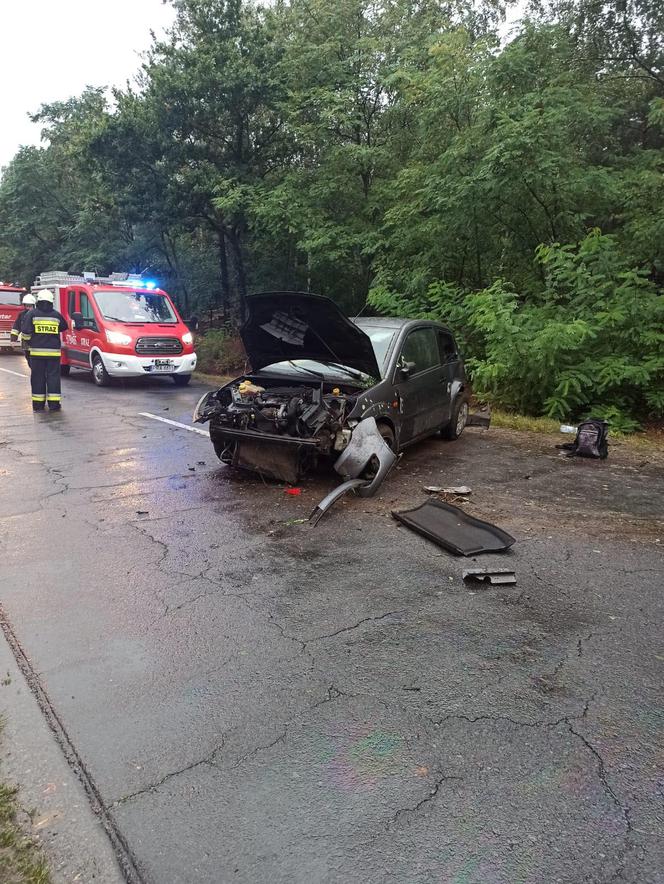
[{"left": 20, "top": 307, "right": 67, "bottom": 356}]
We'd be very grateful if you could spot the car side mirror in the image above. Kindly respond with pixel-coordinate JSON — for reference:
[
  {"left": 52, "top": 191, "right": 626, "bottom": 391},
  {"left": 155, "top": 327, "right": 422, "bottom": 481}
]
[
  {"left": 186, "top": 316, "right": 199, "bottom": 332},
  {"left": 72, "top": 311, "right": 84, "bottom": 331},
  {"left": 399, "top": 360, "right": 417, "bottom": 379}
]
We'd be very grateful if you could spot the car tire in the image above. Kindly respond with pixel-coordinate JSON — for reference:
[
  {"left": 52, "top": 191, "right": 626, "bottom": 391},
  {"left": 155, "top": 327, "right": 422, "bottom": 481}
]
[
  {"left": 442, "top": 398, "right": 469, "bottom": 440},
  {"left": 92, "top": 354, "right": 111, "bottom": 387},
  {"left": 60, "top": 364, "right": 71, "bottom": 377},
  {"left": 377, "top": 421, "right": 396, "bottom": 450},
  {"left": 172, "top": 374, "right": 192, "bottom": 386}
]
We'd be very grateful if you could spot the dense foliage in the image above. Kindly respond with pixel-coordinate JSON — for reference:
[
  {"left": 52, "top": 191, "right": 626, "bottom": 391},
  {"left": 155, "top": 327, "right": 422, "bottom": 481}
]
[{"left": 0, "top": 0, "right": 662, "bottom": 424}]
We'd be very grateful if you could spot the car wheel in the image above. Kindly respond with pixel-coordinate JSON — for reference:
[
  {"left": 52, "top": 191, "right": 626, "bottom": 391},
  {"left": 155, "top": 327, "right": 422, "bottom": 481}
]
[
  {"left": 442, "top": 398, "right": 469, "bottom": 440},
  {"left": 60, "top": 364, "right": 71, "bottom": 377},
  {"left": 92, "top": 354, "right": 111, "bottom": 387},
  {"left": 172, "top": 374, "right": 192, "bottom": 386}
]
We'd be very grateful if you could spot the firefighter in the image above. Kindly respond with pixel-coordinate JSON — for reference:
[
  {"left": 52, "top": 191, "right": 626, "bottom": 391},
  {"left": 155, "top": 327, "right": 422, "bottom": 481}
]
[
  {"left": 20, "top": 289, "right": 68, "bottom": 411},
  {"left": 10, "top": 293, "right": 36, "bottom": 365}
]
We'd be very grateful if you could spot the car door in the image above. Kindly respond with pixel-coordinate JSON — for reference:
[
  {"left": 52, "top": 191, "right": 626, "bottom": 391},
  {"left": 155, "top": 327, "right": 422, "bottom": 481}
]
[
  {"left": 437, "top": 330, "right": 459, "bottom": 424},
  {"left": 77, "top": 290, "right": 100, "bottom": 362},
  {"left": 62, "top": 288, "right": 87, "bottom": 366},
  {"left": 393, "top": 326, "right": 446, "bottom": 444}
]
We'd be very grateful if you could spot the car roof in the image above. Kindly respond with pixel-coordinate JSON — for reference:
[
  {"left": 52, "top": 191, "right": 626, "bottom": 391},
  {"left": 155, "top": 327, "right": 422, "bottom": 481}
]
[{"left": 354, "top": 316, "right": 453, "bottom": 333}]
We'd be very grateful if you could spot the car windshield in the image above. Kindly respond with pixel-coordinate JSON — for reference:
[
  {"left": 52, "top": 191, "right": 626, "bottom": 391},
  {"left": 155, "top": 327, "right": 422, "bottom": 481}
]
[
  {"left": 357, "top": 326, "right": 397, "bottom": 374},
  {"left": 260, "top": 360, "right": 368, "bottom": 382},
  {"left": 0, "top": 291, "right": 23, "bottom": 306},
  {"left": 94, "top": 289, "right": 178, "bottom": 324}
]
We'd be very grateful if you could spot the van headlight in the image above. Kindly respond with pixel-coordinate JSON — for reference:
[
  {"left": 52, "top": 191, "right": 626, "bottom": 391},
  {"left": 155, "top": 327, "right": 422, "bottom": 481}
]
[
  {"left": 182, "top": 332, "right": 193, "bottom": 344},
  {"left": 105, "top": 329, "right": 132, "bottom": 346}
]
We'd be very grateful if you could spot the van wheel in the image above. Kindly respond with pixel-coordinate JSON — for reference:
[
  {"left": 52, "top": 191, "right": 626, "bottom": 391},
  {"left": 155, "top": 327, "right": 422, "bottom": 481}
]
[
  {"left": 92, "top": 354, "right": 111, "bottom": 386},
  {"left": 442, "top": 398, "right": 468, "bottom": 440},
  {"left": 60, "top": 364, "right": 71, "bottom": 377},
  {"left": 172, "top": 374, "right": 192, "bottom": 386}
]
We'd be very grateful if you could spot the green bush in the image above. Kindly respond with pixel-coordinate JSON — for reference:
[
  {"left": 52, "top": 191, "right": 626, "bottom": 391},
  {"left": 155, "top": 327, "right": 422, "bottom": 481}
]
[
  {"left": 369, "top": 231, "right": 664, "bottom": 431},
  {"left": 195, "top": 329, "right": 247, "bottom": 377}
]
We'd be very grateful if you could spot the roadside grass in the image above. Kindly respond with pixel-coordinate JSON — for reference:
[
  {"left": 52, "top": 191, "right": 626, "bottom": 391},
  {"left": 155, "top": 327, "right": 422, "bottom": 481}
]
[
  {"left": 491, "top": 407, "right": 663, "bottom": 451},
  {"left": 490, "top": 409, "right": 560, "bottom": 434},
  {"left": 193, "top": 369, "right": 233, "bottom": 388},
  {"left": 0, "top": 724, "right": 50, "bottom": 884}
]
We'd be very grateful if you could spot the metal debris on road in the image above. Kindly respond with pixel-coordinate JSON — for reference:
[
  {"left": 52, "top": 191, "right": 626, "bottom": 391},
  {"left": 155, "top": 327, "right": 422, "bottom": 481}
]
[{"left": 463, "top": 568, "right": 517, "bottom": 585}]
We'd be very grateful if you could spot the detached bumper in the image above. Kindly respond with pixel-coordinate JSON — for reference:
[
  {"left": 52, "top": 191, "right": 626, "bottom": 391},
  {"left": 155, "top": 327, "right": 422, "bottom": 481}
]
[{"left": 99, "top": 351, "right": 197, "bottom": 378}]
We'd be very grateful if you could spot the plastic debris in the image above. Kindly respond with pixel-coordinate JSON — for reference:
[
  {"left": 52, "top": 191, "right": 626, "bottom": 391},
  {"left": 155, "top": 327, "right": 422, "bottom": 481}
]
[
  {"left": 463, "top": 568, "right": 517, "bottom": 585},
  {"left": 424, "top": 485, "right": 471, "bottom": 495},
  {"left": 286, "top": 487, "right": 302, "bottom": 495},
  {"left": 560, "top": 424, "right": 577, "bottom": 434}
]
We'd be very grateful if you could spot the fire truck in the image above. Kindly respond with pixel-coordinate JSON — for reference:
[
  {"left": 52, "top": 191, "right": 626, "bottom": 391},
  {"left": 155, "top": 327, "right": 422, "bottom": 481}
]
[
  {"left": 0, "top": 283, "right": 28, "bottom": 352},
  {"left": 31, "top": 271, "right": 197, "bottom": 386}
]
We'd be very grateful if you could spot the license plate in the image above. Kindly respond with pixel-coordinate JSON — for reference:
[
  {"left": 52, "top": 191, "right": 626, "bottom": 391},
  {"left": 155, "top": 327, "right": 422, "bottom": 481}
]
[
  {"left": 0, "top": 332, "right": 9, "bottom": 340},
  {"left": 154, "top": 359, "right": 174, "bottom": 371}
]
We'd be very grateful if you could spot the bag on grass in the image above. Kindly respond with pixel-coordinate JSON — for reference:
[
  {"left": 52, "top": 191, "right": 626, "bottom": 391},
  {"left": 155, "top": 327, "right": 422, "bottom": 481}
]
[{"left": 557, "top": 418, "right": 609, "bottom": 459}]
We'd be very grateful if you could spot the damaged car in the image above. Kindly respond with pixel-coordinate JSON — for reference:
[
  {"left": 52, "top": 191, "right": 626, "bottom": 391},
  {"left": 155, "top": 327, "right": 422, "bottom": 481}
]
[{"left": 193, "top": 292, "right": 470, "bottom": 492}]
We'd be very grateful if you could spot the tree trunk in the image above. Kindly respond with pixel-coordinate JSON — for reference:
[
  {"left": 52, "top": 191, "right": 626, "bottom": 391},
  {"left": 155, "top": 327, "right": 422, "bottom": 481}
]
[
  {"left": 228, "top": 228, "right": 247, "bottom": 326},
  {"left": 217, "top": 229, "right": 231, "bottom": 323}
]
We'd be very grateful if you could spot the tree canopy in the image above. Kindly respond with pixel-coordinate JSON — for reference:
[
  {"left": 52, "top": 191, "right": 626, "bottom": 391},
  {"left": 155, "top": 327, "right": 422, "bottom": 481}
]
[{"left": 0, "top": 0, "right": 662, "bottom": 427}]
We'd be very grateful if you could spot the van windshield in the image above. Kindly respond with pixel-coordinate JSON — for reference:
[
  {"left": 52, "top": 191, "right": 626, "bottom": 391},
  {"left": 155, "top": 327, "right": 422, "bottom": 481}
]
[{"left": 94, "top": 289, "right": 178, "bottom": 324}]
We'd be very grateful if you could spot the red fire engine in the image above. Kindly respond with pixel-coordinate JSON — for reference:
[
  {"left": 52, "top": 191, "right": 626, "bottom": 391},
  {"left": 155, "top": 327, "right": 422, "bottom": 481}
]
[
  {"left": 31, "top": 272, "right": 197, "bottom": 386},
  {"left": 0, "top": 283, "right": 28, "bottom": 352}
]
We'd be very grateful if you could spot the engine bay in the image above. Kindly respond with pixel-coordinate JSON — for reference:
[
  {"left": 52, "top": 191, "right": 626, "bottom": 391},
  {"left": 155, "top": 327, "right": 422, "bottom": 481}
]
[{"left": 208, "top": 376, "right": 360, "bottom": 454}]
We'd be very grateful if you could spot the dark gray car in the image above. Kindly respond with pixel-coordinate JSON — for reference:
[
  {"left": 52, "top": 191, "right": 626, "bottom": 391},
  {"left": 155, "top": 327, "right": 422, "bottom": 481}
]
[{"left": 193, "top": 292, "right": 469, "bottom": 483}]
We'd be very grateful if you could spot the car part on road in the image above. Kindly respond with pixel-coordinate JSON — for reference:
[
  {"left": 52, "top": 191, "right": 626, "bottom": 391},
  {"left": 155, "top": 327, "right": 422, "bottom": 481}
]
[
  {"left": 424, "top": 485, "right": 472, "bottom": 495},
  {"left": 309, "top": 478, "right": 367, "bottom": 526},
  {"left": 392, "top": 499, "right": 516, "bottom": 556},
  {"left": 462, "top": 568, "right": 517, "bottom": 585},
  {"left": 309, "top": 418, "right": 398, "bottom": 525}
]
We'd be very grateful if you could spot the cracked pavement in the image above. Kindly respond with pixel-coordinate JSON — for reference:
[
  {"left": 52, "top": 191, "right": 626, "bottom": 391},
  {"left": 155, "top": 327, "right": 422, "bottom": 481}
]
[{"left": 0, "top": 364, "right": 663, "bottom": 883}]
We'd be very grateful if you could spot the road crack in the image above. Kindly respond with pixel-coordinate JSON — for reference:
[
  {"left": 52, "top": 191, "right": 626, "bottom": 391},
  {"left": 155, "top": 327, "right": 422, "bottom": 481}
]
[
  {"left": 387, "top": 770, "right": 463, "bottom": 828},
  {"left": 305, "top": 610, "right": 406, "bottom": 644}
]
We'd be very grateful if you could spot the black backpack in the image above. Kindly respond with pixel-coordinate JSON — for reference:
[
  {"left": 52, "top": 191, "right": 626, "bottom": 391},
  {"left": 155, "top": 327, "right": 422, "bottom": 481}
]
[{"left": 557, "top": 418, "right": 609, "bottom": 459}]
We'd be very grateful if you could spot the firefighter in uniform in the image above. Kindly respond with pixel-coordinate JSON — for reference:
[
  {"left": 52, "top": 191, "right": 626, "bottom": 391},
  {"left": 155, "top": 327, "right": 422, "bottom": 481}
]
[
  {"left": 10, "top": 292, "right": 36, "bottom": 365},
  {"left": 20, "top": 289, "right": 68, "bottom": 411}
]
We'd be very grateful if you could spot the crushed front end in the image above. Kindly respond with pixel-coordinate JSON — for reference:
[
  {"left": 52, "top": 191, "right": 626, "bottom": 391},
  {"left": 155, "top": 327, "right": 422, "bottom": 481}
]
[{"left": 194, "top": 376, "right": 362, "bottom": 483}]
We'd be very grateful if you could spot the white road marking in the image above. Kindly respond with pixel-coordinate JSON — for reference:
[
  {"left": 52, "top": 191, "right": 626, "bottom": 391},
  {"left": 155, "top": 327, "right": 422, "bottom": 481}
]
[
  {"left": 138, "top": 412, "right": 209, "bottom": 437},
  {"left": 0, "top": 366, "right": 29, "bottom": 379}
]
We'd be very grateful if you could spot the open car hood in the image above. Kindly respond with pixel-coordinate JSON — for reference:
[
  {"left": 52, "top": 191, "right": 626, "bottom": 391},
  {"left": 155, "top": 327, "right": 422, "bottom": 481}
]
[{"left": 241, "top": 292, "right": 381, "bottom": 379}]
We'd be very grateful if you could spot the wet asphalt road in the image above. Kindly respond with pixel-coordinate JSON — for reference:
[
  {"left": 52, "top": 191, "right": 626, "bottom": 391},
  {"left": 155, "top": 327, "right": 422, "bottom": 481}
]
[{"left": 0, "top": 360, "right": 663, "bottom": 884}]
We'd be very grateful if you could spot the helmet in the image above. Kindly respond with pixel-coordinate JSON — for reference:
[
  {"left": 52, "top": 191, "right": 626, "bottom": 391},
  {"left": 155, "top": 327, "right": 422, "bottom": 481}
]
[
  {"left": 35, "top": 289, "right": 54, "bottom": 303},
  {"left": 22, "top": 293, "right": 36, "bottom": 305}
]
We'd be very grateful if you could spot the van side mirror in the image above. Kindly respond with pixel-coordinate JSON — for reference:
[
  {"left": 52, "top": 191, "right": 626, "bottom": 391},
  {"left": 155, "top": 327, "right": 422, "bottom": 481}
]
[
  {"left": 399, "top": 360, "right": 416, "bottom": 379},
  {"left": 72, "top": 311, "right": 84, "bottom": 331}
]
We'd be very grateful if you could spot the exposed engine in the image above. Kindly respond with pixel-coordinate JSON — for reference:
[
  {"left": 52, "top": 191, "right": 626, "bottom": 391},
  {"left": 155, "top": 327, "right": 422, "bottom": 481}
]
[{"left": 211, "top": 378, "right": 357, "bottom": 455}]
